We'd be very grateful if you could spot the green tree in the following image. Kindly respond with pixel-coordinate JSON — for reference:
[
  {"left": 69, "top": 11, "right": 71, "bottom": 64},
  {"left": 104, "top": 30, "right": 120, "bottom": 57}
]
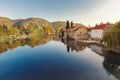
[
  {"left": 17, "top": 25, "right": 25, "bottom": 32},
  {"left": 71, "top": 21, "right": 73, "bottom": 28},
  {"left": 66, "top": 20, "right": 70, "bottom": 29},
  {"left": 7, "top": 27, "right": 20, "bottom": 36},
  {"left": 17, "top": 25, "right": 26, "bottom": 36},
  {"left": 103, "top": 21, "right": 120, "bottom": 49},
  {"left": 0, "top": 25, "right": 8, "bottom": 36},
  {"left": 25, "top": 23, "right": 36, "bottom": 35}
]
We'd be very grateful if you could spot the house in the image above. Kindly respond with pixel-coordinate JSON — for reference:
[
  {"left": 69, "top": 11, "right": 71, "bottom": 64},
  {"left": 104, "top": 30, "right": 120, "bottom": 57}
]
[
  {"left": 90, "top": 22, "right": 112, "bottom": 40},
  {"left": 65, "top": 26, "right": 90, "bottom": 40}
]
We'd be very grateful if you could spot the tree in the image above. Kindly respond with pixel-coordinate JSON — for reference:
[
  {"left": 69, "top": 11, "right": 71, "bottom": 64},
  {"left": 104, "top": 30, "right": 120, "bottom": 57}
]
[
  {"left": 17, "top": 25, "right": 26, "bottom": 36},
  {"left": 60, "top": 28, "right": 64, "bottom": 37},
  {"left": 17, "top": 25, "right": 25, "bottom": 32},
  {"left": 7, "top": 27, "right": 20, "bottom": 36},
  {"left": 66, "top": 20, "right": 70, "bottom": 29},
  {"left": 3, "top": 25, "right": 8, "bottom": 30},
  {"left": 71, "top": 21, "right": 73, "bottom": 28},
  {"left": 103, "top": 21, "right": 120, "bottom": 49},
  {"left": 0, "top": 25, "right": 8, "bottom": 36},
  {"left": 26, "top": 23, "right": 35, "bottom": 35}
]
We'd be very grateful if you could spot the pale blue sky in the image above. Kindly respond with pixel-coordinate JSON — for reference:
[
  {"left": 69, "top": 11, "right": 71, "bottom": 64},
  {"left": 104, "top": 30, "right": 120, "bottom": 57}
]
[{"left": 0, "top": 0, "right": 120, "bottom": 26}]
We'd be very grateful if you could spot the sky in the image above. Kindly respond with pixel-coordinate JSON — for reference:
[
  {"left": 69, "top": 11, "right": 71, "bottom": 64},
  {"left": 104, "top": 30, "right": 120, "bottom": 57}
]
[{"left": 0, "top": 0, "right": 120, "bottom": 26}]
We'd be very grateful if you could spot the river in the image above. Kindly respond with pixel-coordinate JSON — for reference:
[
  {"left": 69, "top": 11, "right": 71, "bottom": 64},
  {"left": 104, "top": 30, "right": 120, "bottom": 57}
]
[{"left": 0, "top": 35, "right": 119, "bottom": 80}]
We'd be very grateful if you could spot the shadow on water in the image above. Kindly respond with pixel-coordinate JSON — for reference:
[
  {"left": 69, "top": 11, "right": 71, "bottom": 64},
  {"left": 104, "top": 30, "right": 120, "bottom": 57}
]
[
  {"left": 88, "top": 43, "right": 120, "bottom": 80},
  {"left": 103, "top": 51, "right": 120, "bottom": 80}
]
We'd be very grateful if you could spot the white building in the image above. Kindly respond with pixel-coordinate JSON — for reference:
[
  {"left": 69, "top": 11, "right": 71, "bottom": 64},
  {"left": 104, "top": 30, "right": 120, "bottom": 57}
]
[
  {"left": 90, "top": 29, "right": 103, "bottom": 39},
  {"left": 90, "top": 22, "right": 111, "bottom": 40}
]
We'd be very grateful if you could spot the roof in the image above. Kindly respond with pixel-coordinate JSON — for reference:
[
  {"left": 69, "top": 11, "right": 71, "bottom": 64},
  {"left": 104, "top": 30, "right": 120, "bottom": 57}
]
[{"left": 92, "top": 22, "right": 111, "bottom": 30}]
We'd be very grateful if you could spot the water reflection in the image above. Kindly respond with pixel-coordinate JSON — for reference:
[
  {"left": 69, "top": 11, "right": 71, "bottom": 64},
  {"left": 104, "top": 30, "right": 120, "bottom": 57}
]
[
  {"left": 0, "top": 35, "right": 53, "bottom": 54},
  {"left": 61, "top": 38, "right": 87, "bottom": 52},
  {"left": 103, "top": 51, "right": 120, "bottom": 80},
  {"left": 88, "top": 44, "right": 120, "bottom": 80},
  {"left": 0, "top": 36, "right": 120, "bottom": 80},
  {"left": 63, "top": 39, "right": 120, "bottom": 80}
]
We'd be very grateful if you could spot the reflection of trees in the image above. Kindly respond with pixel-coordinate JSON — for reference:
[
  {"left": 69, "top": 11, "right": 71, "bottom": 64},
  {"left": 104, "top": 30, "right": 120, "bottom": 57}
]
[
  {"left": 26, "top": 35, "right": 53, "bottom": 48},
  {"left": 20, "top": 39, "right": 26, "bottom": 46},
  {"left": 61, "top": 38, "right": 87, "bottom": 52},
  {"left": 7, "top": 40, "right": 21, "bottom": 50},
  {"left": 0, "top": 43, "right": 8, "bottom": 53},
  {"left": 67, "top": 45, "right": 70, "bottom": 52},
  {"left": 103, "top": 51, "right": 120, "bottom": 80},
  {"left": 87, "top": 44, "right": 120, "bottom": 80},
  {"left": 0, "top": 35, "right": 53, "bottom": 54},
  {"left": 52, "top": 35, "right": 61, "bottom": 41}
]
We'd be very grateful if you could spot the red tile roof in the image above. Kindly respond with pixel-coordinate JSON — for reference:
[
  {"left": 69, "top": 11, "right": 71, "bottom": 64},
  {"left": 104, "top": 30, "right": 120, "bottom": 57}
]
[{"left": 92, "top": 22, "right": 111, "bottom": 30}]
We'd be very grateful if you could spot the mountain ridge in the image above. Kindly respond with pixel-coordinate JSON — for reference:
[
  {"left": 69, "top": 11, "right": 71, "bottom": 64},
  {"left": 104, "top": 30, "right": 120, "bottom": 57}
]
[{"left": 0, "top": 17, "right": 87, "bottom": 28}]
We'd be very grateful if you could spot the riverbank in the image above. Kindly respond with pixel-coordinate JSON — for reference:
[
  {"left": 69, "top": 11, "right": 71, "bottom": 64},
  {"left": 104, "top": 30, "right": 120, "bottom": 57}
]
[
  {"left": 79, "top": 40, "right": 104, "bottom": 46},
  {"left": 79, "top": 40, "right": 120, "bottom": 53},
  {"left": 0, "top": 34, "right": 52, "bottom": 44},
  {"left": 0, "top": 35, "right": 30, "bottom": 43}
]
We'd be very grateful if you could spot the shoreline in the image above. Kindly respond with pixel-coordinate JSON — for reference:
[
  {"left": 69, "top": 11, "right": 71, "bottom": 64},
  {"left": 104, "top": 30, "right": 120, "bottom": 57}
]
[
  {"left": 0, "top": 34, "right": 50, "bottom": 44},
  {"left": 79, "top": 40, "right": 120, "bottom": 53},
  {"left": 79, "top": 40, "right": 104, "bottom": 46}
]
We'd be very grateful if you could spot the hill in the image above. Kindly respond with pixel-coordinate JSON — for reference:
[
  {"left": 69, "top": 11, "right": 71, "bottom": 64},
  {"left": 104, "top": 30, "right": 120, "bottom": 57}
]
[
  {"left": 0, "top": 17, "right": 14, "bottom": 28},
  {"left": 0, "top": 17, "right": 86, "bottom": 29},
  {"left": 14, "top": 18, "right": 52, "bottom": 28},
  {"left": 52, "top": 21, "right": 87, "bottom": 29}
]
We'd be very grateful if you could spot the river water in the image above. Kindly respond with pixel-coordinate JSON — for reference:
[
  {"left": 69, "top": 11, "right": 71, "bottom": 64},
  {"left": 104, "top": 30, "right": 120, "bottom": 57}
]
[{"left": 0, "top": 36, "right": 119, "bottom": 80}]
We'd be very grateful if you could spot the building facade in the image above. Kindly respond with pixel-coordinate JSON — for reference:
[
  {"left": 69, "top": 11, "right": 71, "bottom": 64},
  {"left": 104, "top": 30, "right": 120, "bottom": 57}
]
[{"left": 90, "top": 22, "right": 112, "bottom": 40}]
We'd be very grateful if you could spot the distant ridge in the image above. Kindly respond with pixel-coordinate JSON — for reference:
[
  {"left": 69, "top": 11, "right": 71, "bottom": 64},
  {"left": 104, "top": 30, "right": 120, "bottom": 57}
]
[
  {"left": 0, "top": 17, "right": 86, "bottom": 28},
  {"left": 14, "top": 18, "right": 52, "bottom": 28}
]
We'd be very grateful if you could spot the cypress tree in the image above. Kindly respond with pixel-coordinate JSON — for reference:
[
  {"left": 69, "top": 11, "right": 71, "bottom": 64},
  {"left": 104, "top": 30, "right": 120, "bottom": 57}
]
[
  {"left": 71, "top": 21, "right": 73, "bottom": 28},
  {"left": 66, "top": 20, "right": 70, "bottom": 29}
]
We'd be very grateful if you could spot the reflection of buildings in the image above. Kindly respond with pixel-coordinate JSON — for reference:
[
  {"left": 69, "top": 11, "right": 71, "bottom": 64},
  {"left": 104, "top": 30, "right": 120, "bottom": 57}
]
[
  {"left": 86, "top": 44, "right": 120, "bottom": 80},
  {"left": 67, "top": 40, "right": 87, "bottom": 52},
  {"left": 88, "top": 44, "right": 105, "bottom": 56},
  {"left": 103, "top": 51, "right": 120, "bottom": 80},
  {"left": 61, "top": 38, "right": 87, "bottom": 52}
]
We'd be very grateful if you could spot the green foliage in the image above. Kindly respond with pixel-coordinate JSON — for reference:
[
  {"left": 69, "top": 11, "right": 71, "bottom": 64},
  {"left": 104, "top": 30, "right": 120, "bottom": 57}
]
[
  {"left": 103, "top": 21, "right": 120, "bottom": 49},
  {"left": 0, "top": 25, "right": 8, "bottom": 32},
  {"left": 17, "top": 25, "right": 25, "bottom": 32},
  {"left": 0, "top": 35, "right": 53, "bottom": 53},
  {"left": 0, "top": 22, "right": 54, "bottom": 42},
  {"left": 43, "top": 26, "right": 53, "bottom": 34},
  {"left": 66, "top": 20, "right": 70, "bottom": 29},
  {"left": 16, "top": 25, "right": 26, "bottom": 36},
  {"left": 71, "top": 21, "right": 73, "bottom": 28},
  {"left": 112, "top": 21, "right": 120, "bottom": 30},
  {"left": 7, "top": 27, "right": 20, "bottom": 36},
  {"left": 26, "top": 23, "right": 35, "bottom": 35}
]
